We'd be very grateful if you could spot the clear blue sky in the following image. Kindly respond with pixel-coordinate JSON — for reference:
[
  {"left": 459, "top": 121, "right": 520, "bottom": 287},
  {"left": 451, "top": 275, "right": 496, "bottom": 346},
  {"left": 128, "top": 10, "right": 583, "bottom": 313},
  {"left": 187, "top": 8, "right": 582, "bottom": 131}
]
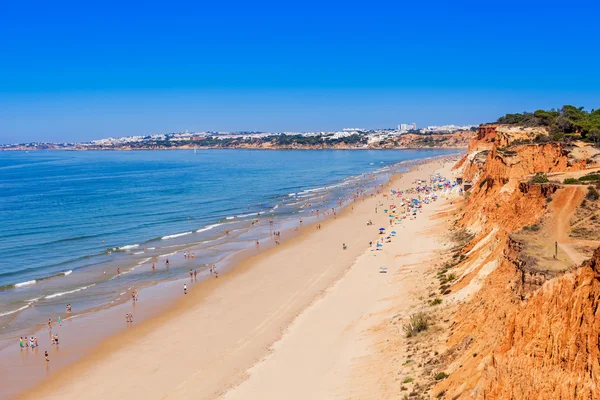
[{"left": 1, "top": 0, "right": 598, "bottom": 144}]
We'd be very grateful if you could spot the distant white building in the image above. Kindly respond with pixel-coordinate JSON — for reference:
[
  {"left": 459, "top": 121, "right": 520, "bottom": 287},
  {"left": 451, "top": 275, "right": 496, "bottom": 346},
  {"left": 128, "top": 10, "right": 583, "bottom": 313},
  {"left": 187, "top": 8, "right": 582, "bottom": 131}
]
[
  {"left": 398, "top": 123, "right": 417, "bottom": 131},
  {"left": 423, "top": 124, "right": 476, "bottom": 133}
]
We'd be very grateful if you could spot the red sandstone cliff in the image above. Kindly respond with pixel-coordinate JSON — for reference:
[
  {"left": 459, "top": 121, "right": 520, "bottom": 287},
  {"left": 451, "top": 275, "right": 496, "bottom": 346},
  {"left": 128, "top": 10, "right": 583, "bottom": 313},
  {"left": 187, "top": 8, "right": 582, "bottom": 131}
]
[{"left": 434, "top": 124, "right": 600, "bottom": 399}]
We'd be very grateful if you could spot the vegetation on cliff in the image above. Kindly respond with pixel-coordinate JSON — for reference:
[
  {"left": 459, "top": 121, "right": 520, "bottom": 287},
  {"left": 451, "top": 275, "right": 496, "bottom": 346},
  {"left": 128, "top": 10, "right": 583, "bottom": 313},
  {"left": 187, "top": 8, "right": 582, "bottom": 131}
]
[{"left": 496, "top": 105, "right": 600, "bottom": 142}]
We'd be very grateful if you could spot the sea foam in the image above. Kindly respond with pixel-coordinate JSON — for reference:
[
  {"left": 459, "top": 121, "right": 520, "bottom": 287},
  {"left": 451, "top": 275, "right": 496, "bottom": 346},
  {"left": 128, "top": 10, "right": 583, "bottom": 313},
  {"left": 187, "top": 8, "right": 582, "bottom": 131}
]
[
  {"left": 44, "top": 284, "right": 96, "bottom": 299},
  {"left": 196, "top": 223, "right": 223, "bottom": 233},
  {"left": 14, "top": 280, "right": 36, "bottom": 287},
  {"left": 161, "top": 232, "right": 192, "bottom": 240}
]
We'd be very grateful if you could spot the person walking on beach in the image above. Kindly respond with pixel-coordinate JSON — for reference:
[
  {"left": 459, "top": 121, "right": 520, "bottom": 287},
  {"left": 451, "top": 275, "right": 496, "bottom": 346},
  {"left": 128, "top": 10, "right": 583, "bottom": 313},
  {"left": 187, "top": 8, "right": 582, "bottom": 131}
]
[
  {"left": 152, "top": 263, "right": 155, "bottom": 271},
  {"left": 166, "top": 258, "right": 170, "bottom": 267},
  {"left": 45, "top": 350, "right": 49, "bottom": 362},
  {"left": 57, "top": 316, "right": 61, "bottom": 326},
  {"left": 194, "top": 270, "right": 197, "bottom": 279},
  {"left": 184, "top": 284, "right": 187, "bottom": 295},
  {"left": 19, "top": 337, "right": 23, "bottom": 349}
]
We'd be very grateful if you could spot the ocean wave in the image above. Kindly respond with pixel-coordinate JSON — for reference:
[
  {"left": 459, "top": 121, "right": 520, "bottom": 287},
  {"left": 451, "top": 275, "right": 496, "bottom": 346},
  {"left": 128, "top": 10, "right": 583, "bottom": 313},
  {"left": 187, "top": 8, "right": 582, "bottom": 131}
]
[
  {"left": 62, "top": 270, "right": 73, "bottom": 276},
  {"left": 119, "top": 244, "right": 139, "bottom": 250},
  {"left": 297, "top": 186, "right": 327, "bottom": 195},
  {"left": 159, "top": 251, "right": 177, "bottom": 258},
  {"left": 200, "top": 235, "right": 228, "bottom": 245},
  {"left": 161, "top": 232, "right": 192, "bottom": 240},
  {"left": 137, "top": 257, "right": 152, "bottom": 265},
  {"left": 0, "top": 304, "right": 30, "bottom": 317},
  {"left": 196, "top": 223, "right": 224, "bottom": 233},
  {"left": 226, "top": 212, "right": 259, "bottom": 220},
  {"left": 44, "top": 284, "right": 96, "bottom": 299},
  {"left": 14, "top": 280, "right": 36, "bottom": 287}
]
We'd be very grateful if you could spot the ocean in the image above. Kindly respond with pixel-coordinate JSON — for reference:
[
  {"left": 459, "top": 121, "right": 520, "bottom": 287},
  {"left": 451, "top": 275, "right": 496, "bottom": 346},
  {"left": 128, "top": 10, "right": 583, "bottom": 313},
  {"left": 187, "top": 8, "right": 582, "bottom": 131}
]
[{"left": 0, "top": 149, "right": 457, "bottom": 337}]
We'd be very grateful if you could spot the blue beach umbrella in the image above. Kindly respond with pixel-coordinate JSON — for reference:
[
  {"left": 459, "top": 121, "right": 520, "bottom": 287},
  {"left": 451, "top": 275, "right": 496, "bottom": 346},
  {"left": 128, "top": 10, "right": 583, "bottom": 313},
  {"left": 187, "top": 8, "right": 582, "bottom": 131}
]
[{"left": 379, "top": 228, "right": 385, "bottom": 231}]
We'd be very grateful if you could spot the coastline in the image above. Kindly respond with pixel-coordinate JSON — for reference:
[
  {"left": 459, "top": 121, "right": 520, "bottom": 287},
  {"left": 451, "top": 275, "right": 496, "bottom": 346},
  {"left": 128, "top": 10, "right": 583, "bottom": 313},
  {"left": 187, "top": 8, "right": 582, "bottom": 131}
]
[
  {"left": 3, "top": 148, "right": 443, "bottom": 340},
  {"left": 0, "top": 146, "right": 468, "bottom": 152},
  {"left": 10, "top": 154, "right": 462, "bottom": 400}
]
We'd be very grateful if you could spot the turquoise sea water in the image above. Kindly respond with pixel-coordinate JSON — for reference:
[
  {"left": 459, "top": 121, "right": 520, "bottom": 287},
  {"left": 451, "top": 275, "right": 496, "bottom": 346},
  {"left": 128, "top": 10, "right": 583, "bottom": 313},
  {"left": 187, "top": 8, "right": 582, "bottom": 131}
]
[{"left": 0, "top": 149, "right": 457, "bottom": 335}]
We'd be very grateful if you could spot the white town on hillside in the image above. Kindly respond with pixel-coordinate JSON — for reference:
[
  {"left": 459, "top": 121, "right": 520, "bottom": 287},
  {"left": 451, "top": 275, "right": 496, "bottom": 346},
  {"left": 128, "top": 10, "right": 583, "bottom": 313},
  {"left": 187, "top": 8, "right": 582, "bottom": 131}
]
[{"left": 1, "top": 123, "right": 477, "bottom": 149}]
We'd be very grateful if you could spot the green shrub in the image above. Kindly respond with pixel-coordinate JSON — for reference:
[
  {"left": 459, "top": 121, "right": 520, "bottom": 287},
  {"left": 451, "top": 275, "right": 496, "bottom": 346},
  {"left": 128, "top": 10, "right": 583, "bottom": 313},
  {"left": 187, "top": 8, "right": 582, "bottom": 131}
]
[
  {"left": 403, "top": 312, "right": 430, "bottom": 337},
  {"left": 530, "top": 173, "right": 549, "bottom": 184},
  {"left": 523, "top": 224, "right": 541, "bottom": 231},
  {"left": 434, "top": 372, "right": 449, "bottom": 381},
  {"left": 429, "top": 298, "right": 443, "bottom": 306},
  {"left": 586, "top": 186, "right": 599, "bottom": 201},
  {"left": 563, "top": 178, "right": 578, "bottom": 184},
  {"left": 579, "top": 174, "right": 600, "bottom": 182},
  {"left": 534, "top": 134, "right": 550, "bottom": 143},
  {"left": 479, "top": 178, "right": 488, "bottom": 189},
  {"left": 402, "top": 377, "right": 414, "bottom": 383}
]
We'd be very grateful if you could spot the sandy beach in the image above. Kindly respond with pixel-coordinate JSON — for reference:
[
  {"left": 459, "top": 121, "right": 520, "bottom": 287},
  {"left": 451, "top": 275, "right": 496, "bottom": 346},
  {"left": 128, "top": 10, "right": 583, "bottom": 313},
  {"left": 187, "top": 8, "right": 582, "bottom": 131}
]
[{"left": 18, "top": 157, "right": 459, "bottom": 400}]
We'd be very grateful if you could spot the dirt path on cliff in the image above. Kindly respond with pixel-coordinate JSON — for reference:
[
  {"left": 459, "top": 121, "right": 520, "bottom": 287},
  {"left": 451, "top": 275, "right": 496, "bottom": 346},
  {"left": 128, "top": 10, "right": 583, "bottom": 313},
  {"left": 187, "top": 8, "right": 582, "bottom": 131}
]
[{"left": 549, "top": 186, "right": 587, "bottom": 265}]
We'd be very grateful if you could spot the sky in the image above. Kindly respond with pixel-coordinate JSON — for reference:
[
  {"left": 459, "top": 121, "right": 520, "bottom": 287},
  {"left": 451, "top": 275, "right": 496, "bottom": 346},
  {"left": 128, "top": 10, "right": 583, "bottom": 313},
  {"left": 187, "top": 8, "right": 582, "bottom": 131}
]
[{"left": 1, "top": 0, "right": 599, "bottom": 144}]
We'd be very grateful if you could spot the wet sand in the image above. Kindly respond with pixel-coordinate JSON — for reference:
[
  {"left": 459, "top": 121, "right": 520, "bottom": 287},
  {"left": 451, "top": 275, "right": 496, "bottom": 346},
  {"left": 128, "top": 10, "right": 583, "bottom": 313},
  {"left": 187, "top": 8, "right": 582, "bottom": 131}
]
[{"left": 17, "top": 157, "right": 459, "bottom": 400}]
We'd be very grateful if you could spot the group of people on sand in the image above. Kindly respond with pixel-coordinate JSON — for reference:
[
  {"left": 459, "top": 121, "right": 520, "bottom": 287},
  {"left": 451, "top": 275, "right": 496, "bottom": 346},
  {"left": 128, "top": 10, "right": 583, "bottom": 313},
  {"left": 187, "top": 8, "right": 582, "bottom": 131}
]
[
  {"left": 20, "top": 312, "right": 67, "bottom": 363},
  {"left": 20, "top": 333, "right": 51, "bottom": 361},
  {"left": 20, "top": 336, "right": 38, "bottom": 349}
]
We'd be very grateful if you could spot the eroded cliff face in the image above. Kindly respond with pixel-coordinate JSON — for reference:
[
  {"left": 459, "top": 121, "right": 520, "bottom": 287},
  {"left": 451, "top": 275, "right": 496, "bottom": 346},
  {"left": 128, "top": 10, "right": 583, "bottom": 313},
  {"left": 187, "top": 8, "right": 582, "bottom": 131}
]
[{"left": 435, "top": 124, "right": 599, "bottom": 399}]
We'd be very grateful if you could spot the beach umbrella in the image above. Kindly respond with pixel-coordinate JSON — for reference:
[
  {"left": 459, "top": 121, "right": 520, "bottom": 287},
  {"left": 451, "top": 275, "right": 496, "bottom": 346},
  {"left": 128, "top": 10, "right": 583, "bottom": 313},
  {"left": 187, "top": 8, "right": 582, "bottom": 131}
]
[
  {"left": 391, "top": 231, "right": 397, "bottom": 235},
  {"left": 379, "top": 228, "right": 385, "bottom": 231}
]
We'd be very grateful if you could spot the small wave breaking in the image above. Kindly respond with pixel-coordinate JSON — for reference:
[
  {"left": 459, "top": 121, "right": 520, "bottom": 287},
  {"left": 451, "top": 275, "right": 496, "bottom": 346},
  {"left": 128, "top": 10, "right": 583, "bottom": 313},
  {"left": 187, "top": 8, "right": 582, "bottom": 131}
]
[
  {"left": 44, "top": 284, "right": 96, "bottom": 299},
  {"left": 161, "top": 232, "right": 192, "bottom": 240},
  {"left": 196, "top": 223, "right": 224, "bottom": 233},
  {"left": 14, "top": 280, "right": 36, "bottom": 287}
]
